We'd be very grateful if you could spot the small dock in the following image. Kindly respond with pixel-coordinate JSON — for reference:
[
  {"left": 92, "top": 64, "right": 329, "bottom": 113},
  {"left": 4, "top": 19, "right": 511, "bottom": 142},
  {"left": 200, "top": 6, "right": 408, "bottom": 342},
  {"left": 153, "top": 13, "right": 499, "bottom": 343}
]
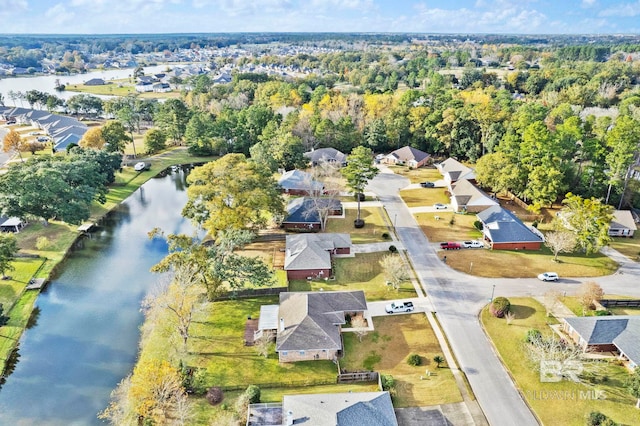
[
  {"left": 77, "top": 223, "right": 96, "bottom": 233},
  {"left": 244, "top": 319, "right": 259, "bottom": 346},
  {"left": 26, "top": 278, "right": 47, "bottom": 290}
]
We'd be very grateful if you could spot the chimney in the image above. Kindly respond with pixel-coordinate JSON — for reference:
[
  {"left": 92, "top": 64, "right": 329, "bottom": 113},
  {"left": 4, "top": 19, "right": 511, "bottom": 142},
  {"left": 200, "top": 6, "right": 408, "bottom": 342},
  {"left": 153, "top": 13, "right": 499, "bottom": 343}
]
[
  {"left": 286, "top": 410, "right": 294, "bottom": 426},
  {"left": 280, "top": 317, "right": 285, "bottom": 332}
]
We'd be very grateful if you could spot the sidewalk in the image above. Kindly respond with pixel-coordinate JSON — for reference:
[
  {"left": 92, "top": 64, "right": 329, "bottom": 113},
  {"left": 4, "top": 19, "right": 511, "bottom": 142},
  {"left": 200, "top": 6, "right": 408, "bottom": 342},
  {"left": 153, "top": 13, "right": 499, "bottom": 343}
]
[{"left": 534, "top": 296, "right": 576, "bottom": 319}]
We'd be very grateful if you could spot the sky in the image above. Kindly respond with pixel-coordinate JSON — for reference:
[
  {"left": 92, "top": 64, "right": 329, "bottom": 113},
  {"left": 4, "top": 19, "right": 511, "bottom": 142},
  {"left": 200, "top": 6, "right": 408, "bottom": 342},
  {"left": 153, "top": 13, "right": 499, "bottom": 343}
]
[{"left": 0, "top": 0, "right": 638, "bottom": 35}]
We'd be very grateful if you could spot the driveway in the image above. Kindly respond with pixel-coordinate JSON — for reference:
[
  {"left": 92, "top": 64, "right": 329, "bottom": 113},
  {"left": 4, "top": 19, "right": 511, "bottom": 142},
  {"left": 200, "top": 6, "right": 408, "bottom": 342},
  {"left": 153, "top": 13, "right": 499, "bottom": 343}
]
[{"left": 367, "top": 298, "right": 426, "bottom": 317}]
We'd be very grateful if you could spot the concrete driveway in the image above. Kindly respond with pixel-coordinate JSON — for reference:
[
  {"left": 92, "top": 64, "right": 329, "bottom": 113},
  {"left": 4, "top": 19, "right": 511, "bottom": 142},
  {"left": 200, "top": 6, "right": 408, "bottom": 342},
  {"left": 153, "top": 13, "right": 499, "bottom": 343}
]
[{"left": 367, "top": 298, "right": 426, "bottom": 317}]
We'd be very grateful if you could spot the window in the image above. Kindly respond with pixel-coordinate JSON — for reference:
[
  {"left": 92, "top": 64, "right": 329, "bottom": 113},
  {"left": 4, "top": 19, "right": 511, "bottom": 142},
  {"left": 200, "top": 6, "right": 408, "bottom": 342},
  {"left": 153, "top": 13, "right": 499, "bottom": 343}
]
[
  {"left": 299, "top": 350, "right": 305, "bottom": 355},
  {"left": 282, "top": 351, "right": 288, "bottom": 356}
]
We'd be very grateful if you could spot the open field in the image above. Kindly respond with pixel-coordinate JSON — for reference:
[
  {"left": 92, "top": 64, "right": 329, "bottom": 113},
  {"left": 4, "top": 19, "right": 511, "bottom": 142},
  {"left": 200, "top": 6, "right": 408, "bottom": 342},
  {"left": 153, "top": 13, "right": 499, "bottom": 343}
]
[
  {"left": 341, "top": 314, "right": 462, "bottom": 407},
  {"left": 400, "top": 188, "right": 450, "bottom": 208},
  {"left": 481, "top": 297, "right": 640, "bottom": 426},
  {"left": 289, "top": 252, "right": 416, "bottom": 301}
]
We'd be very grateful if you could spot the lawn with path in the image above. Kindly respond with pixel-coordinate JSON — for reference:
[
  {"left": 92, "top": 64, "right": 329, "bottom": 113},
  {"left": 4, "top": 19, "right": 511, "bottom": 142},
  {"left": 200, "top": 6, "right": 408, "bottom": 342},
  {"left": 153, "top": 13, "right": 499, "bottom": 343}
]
[
  {"left": 325, "top": 206, "right": 390, "bottom": 244},
  {"left": 481, "top": 297, "right": 640, "bottom": 426}
]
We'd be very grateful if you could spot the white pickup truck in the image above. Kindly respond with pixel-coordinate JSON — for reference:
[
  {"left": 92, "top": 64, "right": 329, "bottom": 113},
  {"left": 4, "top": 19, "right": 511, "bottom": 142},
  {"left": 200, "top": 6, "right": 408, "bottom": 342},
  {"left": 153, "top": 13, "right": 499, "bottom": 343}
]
[{"left": 385, "top": 301, "right": 415, "bottom": 314}]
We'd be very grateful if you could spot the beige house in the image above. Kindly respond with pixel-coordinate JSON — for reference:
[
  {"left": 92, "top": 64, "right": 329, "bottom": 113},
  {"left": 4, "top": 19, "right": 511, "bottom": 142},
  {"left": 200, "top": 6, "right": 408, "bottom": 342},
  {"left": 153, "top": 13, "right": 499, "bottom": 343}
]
[{"left": 608, "top": 210, "right": 637, "bottom": 237}]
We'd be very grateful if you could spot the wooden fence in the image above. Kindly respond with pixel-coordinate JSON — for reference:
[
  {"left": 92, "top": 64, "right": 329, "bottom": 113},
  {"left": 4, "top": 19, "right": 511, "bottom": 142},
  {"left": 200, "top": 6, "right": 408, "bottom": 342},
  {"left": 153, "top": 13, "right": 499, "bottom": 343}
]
[
  {"left": 600, "top": 299, "right": 640, "bottom": 308},
  {"left": 212, "top": 286, "right": 289, "bottom": 301},
  {"left": 337, "top": 371, "right": 379, "bottom": 383}
]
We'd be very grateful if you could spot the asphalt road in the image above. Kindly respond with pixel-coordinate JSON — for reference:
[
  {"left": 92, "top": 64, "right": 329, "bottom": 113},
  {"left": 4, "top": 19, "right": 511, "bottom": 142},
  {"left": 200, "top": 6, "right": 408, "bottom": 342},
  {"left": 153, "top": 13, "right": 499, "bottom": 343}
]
[{"left": 365, "top": 167, "right": 640, "bottom": 426}]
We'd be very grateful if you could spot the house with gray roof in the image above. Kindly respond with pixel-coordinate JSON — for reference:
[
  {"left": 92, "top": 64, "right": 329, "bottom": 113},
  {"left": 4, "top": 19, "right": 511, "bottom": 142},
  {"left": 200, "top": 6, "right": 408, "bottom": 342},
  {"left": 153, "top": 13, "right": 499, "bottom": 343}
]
[
  {"left": 449, "top": 179, "right": 498, "bottom": 213},
  {"left": 284, "top": 233, "right": 351, "bottom": 280},
  {"left": 274, "top": 290, "right": 367, "bottom": 363},
  {"left": 282, "top": 197, "right": 342, "bottom": 232},
  {"left": 563, "top": 316, "right": 640, "bottom": 369},
  {"left": 247, "top": 391, "right": 397, "bottom": 426},
  {"left": 304, "top": 147, "right": 347, "bottom": 167},
  {"left": 278, "top": 169, "right": 324, "bottom": 196},
  {"left": 477, "top": 205, "right": 544, "bottom": 250},
  {"left": 436, "top": 158, "right": 476, "bottom": 185},
  {"left": 608, "top": 210, "right": 637, "bottom": 237},
  {"left": 382, "top": 146, "right": 430, "bottom": 168}
]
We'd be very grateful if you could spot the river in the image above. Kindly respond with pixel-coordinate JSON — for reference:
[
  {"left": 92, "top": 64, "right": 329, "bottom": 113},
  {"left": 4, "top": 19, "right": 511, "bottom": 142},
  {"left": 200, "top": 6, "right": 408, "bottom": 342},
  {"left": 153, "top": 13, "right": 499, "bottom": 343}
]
[
  {"left": 0, "top": 65, "right": 170, "bottom": 103},
  {"left": 0, "top": 166, "right": 197, "bottom": 425}
]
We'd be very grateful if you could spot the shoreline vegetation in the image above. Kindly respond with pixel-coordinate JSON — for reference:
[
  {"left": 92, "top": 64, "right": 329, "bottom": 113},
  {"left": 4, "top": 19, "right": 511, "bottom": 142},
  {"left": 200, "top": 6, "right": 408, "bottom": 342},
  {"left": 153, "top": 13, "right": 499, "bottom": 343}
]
[{"left": 0, "top": 145, "right": 217, "bottom": 377}]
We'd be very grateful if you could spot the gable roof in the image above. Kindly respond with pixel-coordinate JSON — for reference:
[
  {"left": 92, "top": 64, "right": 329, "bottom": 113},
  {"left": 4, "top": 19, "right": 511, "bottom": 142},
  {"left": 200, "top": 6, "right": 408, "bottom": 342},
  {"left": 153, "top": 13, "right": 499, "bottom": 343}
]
[
  {"left": 284, "top": 197, "right": 342, "bottom": 224},
  {"left": 450, "top": 179, "right": 498, "bottom": 208},
  {"left": 54, "top": 133, "right": 83, "bottom": 151},
  {"left": 610, "top": 210, "right": 637, "bottom": 231},
  {"left": 437, "top": 158, "right": 475, "bottom": 182},
  {"left": 284, "top": 233, "right": 351, "bottom": 271},
  {"left": 304, "top": 147, "right": 347, "bottom": 164},
  {"left": 386, "top": 146, "right": 430, "bottom": 163},
  {"left": 282, "top": 391, "right": 397, "bottom": 426},
  {"left": 278, "top": 169, "right": 323, "bottom": 192},
  {"left": 565, "top": 316, "right": 640, "bottom": 367},
  {"left": 276, "top": 290, "right": 367, "bottom": 352},
  {"left": 477, "top": 205, "right": 544, "bottom": 244}
]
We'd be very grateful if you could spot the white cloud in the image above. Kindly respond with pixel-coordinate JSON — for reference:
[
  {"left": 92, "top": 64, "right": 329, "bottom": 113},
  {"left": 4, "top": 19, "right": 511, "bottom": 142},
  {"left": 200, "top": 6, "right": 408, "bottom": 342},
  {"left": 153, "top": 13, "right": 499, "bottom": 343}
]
[
  {"left": 599, "top": 1, "right": 640, "bottom": 17},
  {"left": 581, "top": 0, "right": 596, "bottom": 7}
]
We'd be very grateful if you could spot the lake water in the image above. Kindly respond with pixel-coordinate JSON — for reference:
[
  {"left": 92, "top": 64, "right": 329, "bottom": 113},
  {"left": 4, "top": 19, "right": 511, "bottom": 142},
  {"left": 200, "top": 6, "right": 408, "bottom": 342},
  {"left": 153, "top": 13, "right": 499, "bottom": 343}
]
[
  {"left": 0, "top": 65, "right": 169, "bottom": 103},
  {"left": 0, "top": 166, "right": 197, "bottom": 425}
]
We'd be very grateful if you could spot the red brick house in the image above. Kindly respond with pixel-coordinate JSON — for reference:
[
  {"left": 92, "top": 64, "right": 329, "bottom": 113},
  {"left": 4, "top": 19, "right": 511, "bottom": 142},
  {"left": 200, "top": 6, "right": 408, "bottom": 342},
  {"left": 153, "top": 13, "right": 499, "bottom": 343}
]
[
  {"left": 284, "top": 233, "right": 351, "bottom": 280},
  {"left": 477, "top": 205, "right": 544, "bottom": 250}
]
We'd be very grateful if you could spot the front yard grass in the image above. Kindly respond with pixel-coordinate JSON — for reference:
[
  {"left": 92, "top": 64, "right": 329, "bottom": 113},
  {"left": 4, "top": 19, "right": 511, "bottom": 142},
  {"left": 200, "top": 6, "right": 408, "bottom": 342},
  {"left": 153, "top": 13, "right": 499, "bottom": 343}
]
[
  {"left": 609, "top": 237, "right": 640, "bottom": 262},
  {"left": 400, "top": 188, "right": 450, "bottom": 208},
  {"left": 289, "top": 252, "right": 416, "bottom": 301},
  {"left": 325, "top": 206, "right": 389, "bottom": 243},
  {"left": 561, "top": 296, "right": 640, "bottom": 317},
  {"left": 415, "top": 212, "right": 482, "bottom": 242},
  {"left": 340, "top": 314, "right": 462, "bottom": 407},
  {"left": 389, "top": 166, "right": 442, "bottom": 183},
  {"left": 481, "top": 297, "right": 640, "bottom": 426}
]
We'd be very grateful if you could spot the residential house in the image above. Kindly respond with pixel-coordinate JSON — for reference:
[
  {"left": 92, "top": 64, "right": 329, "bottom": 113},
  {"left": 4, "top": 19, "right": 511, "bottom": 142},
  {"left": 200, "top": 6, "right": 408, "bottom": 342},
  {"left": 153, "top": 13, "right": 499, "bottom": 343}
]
[
  {"left": 436, "top": 158, "right": 476, "bottom": 186},
  {"left": 304, "top": 147, "right": 347, "bottom": 167},
  {"left": 84, "top": 78, "right": 106, "bottom": 86},
  {"left": 381, "top": 146, "right": 430, "bottom": 168},
  {"left": 282, "top": 197, "right": 342, "bottom": 232},
  {"left": 53, "top": 133, "right": 83, "bottom": 152},
  {"left": 275, "top": 290, "right": 367, "bottom": 362},
  {"left": 247, "top": 391, "right": 397, "bottom": 426},
  {"left": 449, "top": 179, "right": 498, "bottom": 213},
  {"left": 278, "top": 169, "right": 324, "bottom": 196},
  {"left": 563, "top": 316, "right": 640, "bottom": 369},
  {"left": 284, "top": 233, "right": 351, "bottom": 280},
  {"left": 152, "top": 82, "right": 172, "bottom": 93},
  {"left": 0, "top": 217, "right": 26, "bottom": 233},
  {"left": 135, "top": 81, "right": 153, "bottom": 92},
  {"left": 608, "top": 210, "right": 637, "bottom": 237},
  {"left": 477, "top": 205, "right": 544, "bottom": 250}
]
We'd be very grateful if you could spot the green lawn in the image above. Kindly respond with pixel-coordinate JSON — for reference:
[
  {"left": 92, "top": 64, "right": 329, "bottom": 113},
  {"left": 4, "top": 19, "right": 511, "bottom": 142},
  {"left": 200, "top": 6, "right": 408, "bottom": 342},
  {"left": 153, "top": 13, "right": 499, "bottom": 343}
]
[
  {"left": 65, "top": 82, "right": 181, "bottom": 99},
  {"left": 609, "top": 237, "right": 640, "bottom": 262},
  {"left": 388, "top": 166, "right": 442, "bottom": 184},
  {"left": 289, "top": 252, "right": 416, "bottom": 301},
  {"left": 400, "top": 188, "right": 450, "bottom": 208},
  {"left": 0, "top": 257, "right": 45, "bottom": 308},
  {"left": 415, "top": 212, "right": 483, "bottom": 242},
  {"left": 481, "top": 297, "right": 640, "bottom": 426},
  {"left": 340, "top": 314, "right": 462, "bottom": 407},
  {"left": 325, "top": 206, "right": 389, "bottom": 243},
  {"left": 0, "top": 290, "right": 38, "bottom": 373},
  {"left": 562, "top": 296, "right": 640, "bottom": 317}
]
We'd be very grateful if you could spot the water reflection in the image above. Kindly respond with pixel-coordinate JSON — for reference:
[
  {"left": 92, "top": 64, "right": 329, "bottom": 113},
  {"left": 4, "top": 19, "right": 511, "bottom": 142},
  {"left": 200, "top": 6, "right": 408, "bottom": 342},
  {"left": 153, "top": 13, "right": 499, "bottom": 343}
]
[{"left": 0, "top": 165, "right": 196, "bottom": 425}]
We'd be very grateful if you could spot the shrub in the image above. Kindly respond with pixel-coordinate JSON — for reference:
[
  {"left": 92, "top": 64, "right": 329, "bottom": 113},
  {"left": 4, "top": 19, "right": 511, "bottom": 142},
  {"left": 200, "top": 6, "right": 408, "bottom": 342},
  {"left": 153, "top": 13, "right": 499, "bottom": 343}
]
[
  {"left": 595, "top": 310, "right": 612, "bottom": 316},
  {"left": 473, "top": 220, "right": 483, "bottom": 231},
  {"left": 586, "top": 411, "right": 618, "bottom": 426},
  {"left": 245, "top": 385, "right": 261, "bottom": 404},
  {"left": 388, "top": 245, "right": 397, "bottom": 253},
  {"left": 36, "top": 236, "right": 50, "bottom": 250},
  {"left": 380, "top": 374, "right": 395, "bottom": 391},
  {"left": 381, "top": 232, "right": 390, "bottom": 240},
  {"left": 206, "top": 386, "right": 224, "bottom": 406},
  {"left": 433, "top": 355, "right": 445, "bottom": 368},
  {"left": 490, "top": 297, "right": 511, "bottom": 318},
  {"left": 525, "top": 329, "right": 542, "bottom": 344},
  {"left": 0, "top": 303, "right": 8, "bottom": 327},
  {"left": 407, "top": 353, "right": 422, "bottom": 366},
  {"left": 449, "top": 215, "right": 455, "bottom": 225}
]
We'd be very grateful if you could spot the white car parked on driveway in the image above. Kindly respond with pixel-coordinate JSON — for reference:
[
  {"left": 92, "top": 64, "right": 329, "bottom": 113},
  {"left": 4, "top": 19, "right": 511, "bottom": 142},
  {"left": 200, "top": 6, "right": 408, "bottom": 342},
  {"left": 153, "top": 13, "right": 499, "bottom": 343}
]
[
  {"left": 463, "top": 240, "right": 484, "bottom": 248},
  {"left": 537, "top": 272, "right": 559, "bottom": 282},
  {"left": 134, "top": 162, "right": 146, "bottom": 171}
]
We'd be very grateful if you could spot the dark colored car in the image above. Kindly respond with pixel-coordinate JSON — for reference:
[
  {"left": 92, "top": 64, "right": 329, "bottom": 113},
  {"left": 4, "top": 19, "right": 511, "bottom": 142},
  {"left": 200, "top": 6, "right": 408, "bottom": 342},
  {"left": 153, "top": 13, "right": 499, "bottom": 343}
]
[{"left": 420, "top": 182, "right": 435, "bottom": 188}]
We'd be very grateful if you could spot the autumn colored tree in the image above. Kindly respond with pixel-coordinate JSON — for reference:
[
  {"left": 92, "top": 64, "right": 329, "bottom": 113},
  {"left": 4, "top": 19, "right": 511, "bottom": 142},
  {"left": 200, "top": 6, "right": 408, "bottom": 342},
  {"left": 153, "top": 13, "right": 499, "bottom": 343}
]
[
  {"left": 3, "top": 129, "right": 24, "bottom": 162},
  {"left": 79, "top": 126, "right": 106, "bottom": 149}
]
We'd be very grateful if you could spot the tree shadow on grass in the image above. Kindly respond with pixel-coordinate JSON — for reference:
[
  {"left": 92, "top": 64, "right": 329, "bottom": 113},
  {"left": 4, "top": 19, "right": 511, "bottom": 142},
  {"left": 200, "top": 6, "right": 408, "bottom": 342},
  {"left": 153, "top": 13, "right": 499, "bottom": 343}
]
[{"left": 511, "top": 305, "right": 536, "bottom": 319}]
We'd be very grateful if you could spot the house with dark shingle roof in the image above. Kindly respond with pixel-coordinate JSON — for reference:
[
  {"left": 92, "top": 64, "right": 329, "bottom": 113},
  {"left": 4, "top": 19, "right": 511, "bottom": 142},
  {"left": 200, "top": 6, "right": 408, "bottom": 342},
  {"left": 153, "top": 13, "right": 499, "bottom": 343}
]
[
  {"left": 477, "top": 205, "right": 544, "bottom": 250},
  {"left": 304, "top": 147, "right": 347, "bottom": 167},
  {"left": 449, "top": 179, "right": 498, "bottom": 213},
  {"left": 278, "top": 169, "right": 324, "bottom": 196},
  {"left": 436, "top": 158, "right": 476, "bottom": 185},
  {"left": 84, "top": 78, "right": 106, "bottom": 86},
  {"left": 563, "top": 316, "right": 640, "bottom": 369},
  {"left": 608, "top": 210, "right": 637, "bottom": 237},
  {"left": 282, "top": 197, "right": 342, "bottom": 232},
  {"left": 284, "top": 233, "right": 351, "bottom": 279},
  {"left": 275, "top": 290, "right": 367, "bottom": 363},
  {"left": 382, "top": 146, "right": 430, "bottom": 168}
]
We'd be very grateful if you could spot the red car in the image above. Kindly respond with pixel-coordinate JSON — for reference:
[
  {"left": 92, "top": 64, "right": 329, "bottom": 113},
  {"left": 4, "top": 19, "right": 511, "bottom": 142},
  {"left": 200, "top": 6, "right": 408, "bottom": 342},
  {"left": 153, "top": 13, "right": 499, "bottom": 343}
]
[{"left": 440, "top": 242, "right": 461, "bottom": 250}]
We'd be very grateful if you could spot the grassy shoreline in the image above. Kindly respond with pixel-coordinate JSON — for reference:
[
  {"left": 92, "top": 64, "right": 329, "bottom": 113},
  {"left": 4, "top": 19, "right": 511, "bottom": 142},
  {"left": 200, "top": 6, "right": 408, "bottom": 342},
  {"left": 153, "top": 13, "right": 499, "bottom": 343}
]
[{"left": 0, "top": 146, "right": 216, "bottom": 375}]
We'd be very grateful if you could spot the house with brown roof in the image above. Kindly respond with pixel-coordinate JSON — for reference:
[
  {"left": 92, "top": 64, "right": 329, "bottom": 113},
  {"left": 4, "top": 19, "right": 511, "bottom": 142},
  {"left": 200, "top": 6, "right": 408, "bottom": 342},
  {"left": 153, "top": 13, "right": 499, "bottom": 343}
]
[
  {"left": 304, "top": 147, "right": 347, "bottom": 167},
  {"left": 449, "top": 179, "right": 498, "bottom": 213},
  {"left": 274, "top": 290, "right": 368, "bottom": 363},
  {"left": 284, "top": 233, "right": 351, "bottom": 280},
  {"left": 381, "top": 146, "right": 430, "bottom": 168},
  {"left": 436, "top": 158, "right": 476, "bottom": 185},
  {"left": 608, "top": 210, "right": 637, "bottom": 237}
]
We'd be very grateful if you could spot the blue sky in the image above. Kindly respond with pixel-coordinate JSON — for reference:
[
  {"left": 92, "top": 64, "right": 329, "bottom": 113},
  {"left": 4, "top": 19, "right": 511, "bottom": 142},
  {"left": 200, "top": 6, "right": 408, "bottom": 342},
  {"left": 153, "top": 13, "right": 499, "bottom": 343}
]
[{"left": 1, "top": 0, "right": 638, "bottom": 34}]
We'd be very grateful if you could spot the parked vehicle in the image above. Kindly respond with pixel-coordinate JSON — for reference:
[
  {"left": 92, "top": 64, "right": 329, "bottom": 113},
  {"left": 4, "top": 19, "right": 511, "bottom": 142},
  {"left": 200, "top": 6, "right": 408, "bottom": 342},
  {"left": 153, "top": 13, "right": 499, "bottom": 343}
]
[
  {"left": 385, "top": 301, "right": 415, "bottom": 313},
  {"left": 434, "top": 203, "right": 447, "bottom": 209},
  {"left": 36, "top": 136, "right": 50, "bottom": 142},
  {"left": 6, "top": 120, "right": 16, "bottom": 125},
  {"left": 537, "top": 272, "right": 559, "bottom": 282},
  {"left": 421, "top": 181, "right": 435, "bottom": 188},
  {"left": 134, "top": 162, "right": 147, "bottom": 172},
  {"left": 463, "top": 240, "right": 484, "bottom": 248},
  {"left": 28, "top": 131, "right": 42, "bottom": 136},
  {"left": 440, "top": 242, "right": 462, "bottom": 250}
]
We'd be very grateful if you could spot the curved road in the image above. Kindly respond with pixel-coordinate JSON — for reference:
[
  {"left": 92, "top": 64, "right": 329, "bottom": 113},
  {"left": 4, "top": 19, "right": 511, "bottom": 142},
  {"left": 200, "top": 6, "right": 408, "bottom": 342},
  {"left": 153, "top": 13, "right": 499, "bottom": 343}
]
[{"left": 367, "top": 168, "right": 640, "bottom": 426}]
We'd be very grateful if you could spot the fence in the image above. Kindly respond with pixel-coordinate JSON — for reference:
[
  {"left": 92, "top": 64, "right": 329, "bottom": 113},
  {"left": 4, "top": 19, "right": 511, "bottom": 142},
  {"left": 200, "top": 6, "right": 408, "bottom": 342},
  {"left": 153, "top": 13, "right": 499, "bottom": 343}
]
[
  {"left": 337, "top": 371, "right": 379, "bottom": 383},
  {"left": 600, "top": 299, "right": 640, "bottom": 308},
  {"left": 212, "top": 286, "right": 288, "bottom": 301},
  {"left": 220, "top": 378, "right": 337, "bottom": 392}
]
